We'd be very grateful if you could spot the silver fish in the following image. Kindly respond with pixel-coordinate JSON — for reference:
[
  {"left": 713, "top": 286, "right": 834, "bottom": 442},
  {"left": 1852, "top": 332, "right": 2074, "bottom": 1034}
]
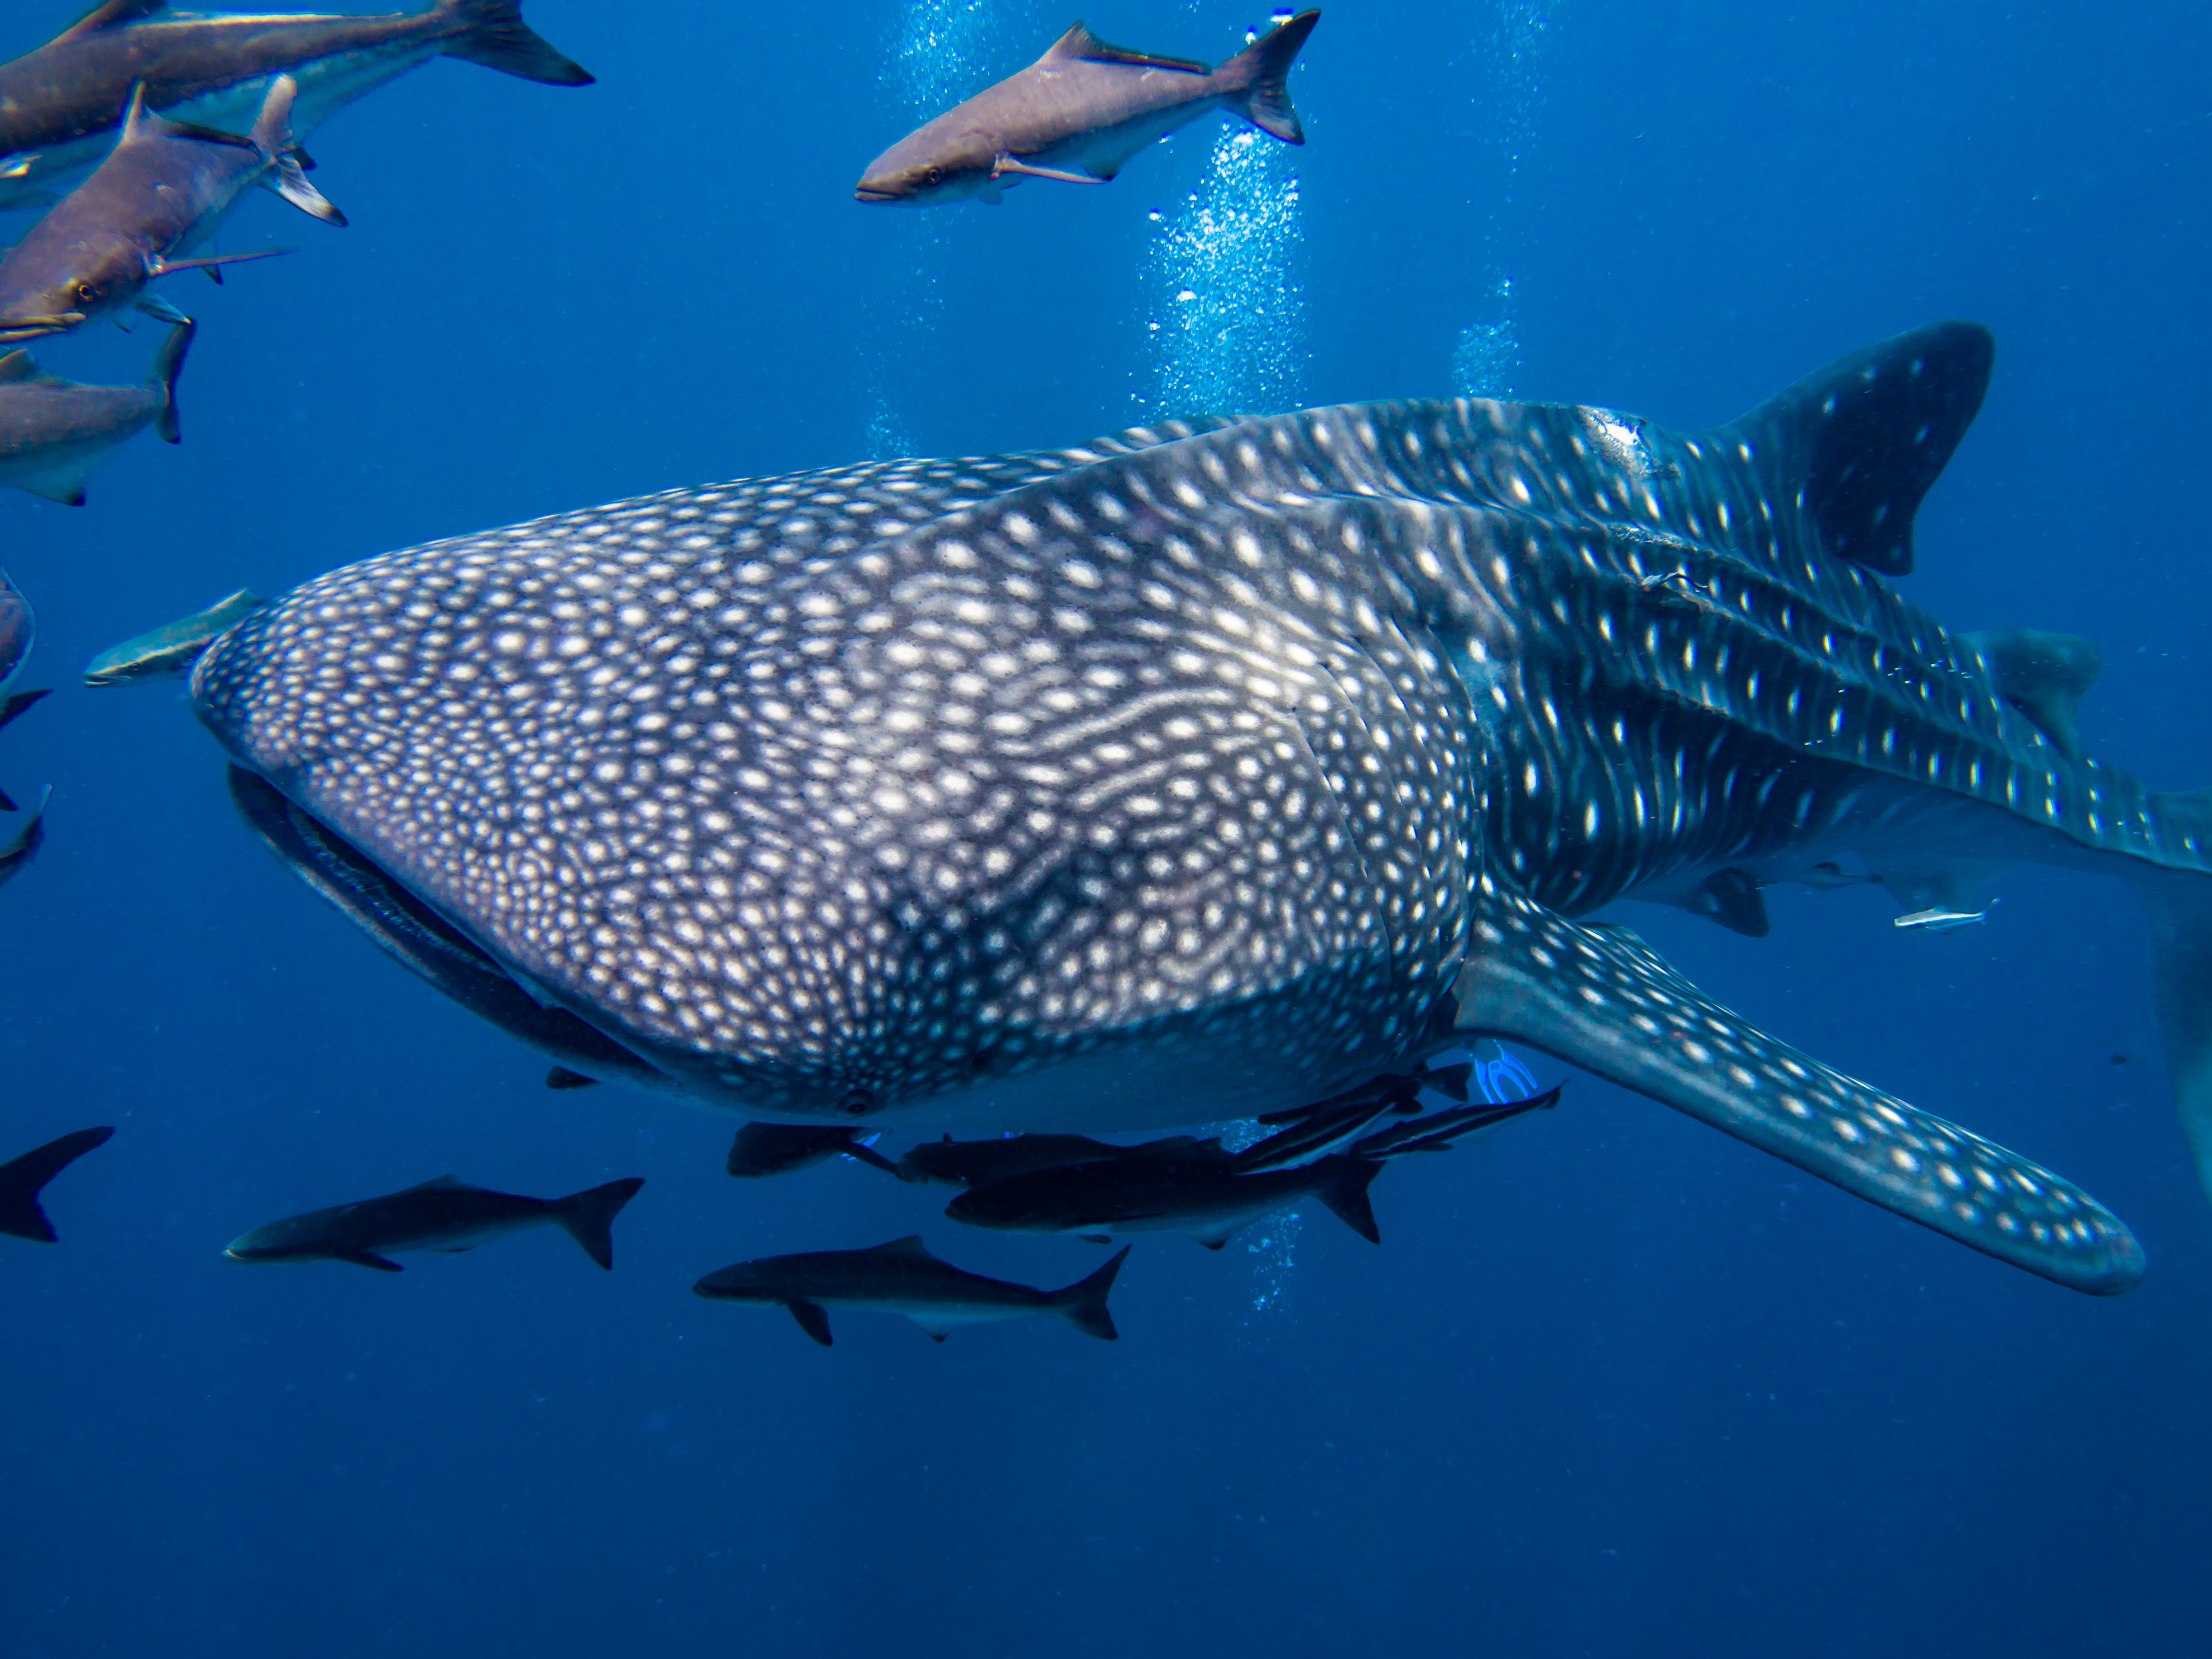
[
  {"left": 0, "top": 77, "right": 340, "bottom": 343},
  {"left": 1349, "top": 1086, "right": 1564, "bottom": 1160},
  {"left": 693, "top": 1235, "right": 1129, "bottom": 1346},
  {"left": 225, "top": 1173, "right": 644, "bottom": 1272},
  {"left": 0, "top": 0, "right": 589, "bottom": 209},
  {"left": 197, "top": 324, "right": 2201, "bottom": 1297},
  {"left": 1894, "top": 904, "right": 1993, "bottom": 934},
  {"left": 856, "top": 12, "right": 1318, "bottom": 206},
  {"left": 0, "top": 318, "right": 190, "bottom": 504},
  {"left": 85, "top": 588, "right": 266, "bottom": 687}
]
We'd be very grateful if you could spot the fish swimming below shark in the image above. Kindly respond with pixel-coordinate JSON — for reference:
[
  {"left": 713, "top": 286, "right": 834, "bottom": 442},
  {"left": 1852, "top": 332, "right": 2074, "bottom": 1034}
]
[
  {"left": 856, "top": 11, "right": 1318, "bottom": 206},
  {"left": 193, "top": 319, "right": 2212, "bottom": 1298},
  {"left": 225, "top": 1173, "right": 645, "bottom": 1271},
  {"left": 693, "top": 1235, "right": 1130, "bottom": 1346},
  {"left": 724, "top": 1121, "right": 899, "bottom": 1179},
  {"left": 0, "top": 0, "right": 590, "bottom": 210}
]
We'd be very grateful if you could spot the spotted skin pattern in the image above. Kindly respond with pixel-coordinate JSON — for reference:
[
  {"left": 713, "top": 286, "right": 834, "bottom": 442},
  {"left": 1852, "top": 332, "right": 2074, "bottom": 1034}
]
[{"left": 196, "top": 324, "right": 2163, "bottom": 1292}]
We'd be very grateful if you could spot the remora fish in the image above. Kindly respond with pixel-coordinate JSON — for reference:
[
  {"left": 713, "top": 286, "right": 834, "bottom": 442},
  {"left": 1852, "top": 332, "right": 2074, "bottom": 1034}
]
[
  {"left": 0, "top": 570, "right": 34, "bottom": 691},
  {"left": 0, "top": 77, "right": 341, "bottom": 342},
  {"left": 725, "top": 1122, "right": 900, "bottom": 1178},
  {"left": 197, "top": 322, "right": 2212, "bottom": 1297},
  {"left": 1350, "top": 1086, "right": 1564, "bottom": 1160},
  {"left": 692, "top": 1235, "right": 1130, "bottom": 1346},
  {"left": 0, "top": 785, "right": 51, "bottom": 890},
  {"left": 897, "top": 1131, "right": 1208, "bottom": 1187},
  {"left": 85, "top": 588, "right": 265, "bottom": 686},
  {"left": 855, "top": 11, "right": 1319, "bottom": 206},
  {"left": 948, "top": 1151, "right": 1383, "bottom": 1249},
  {"left": 1894, "top": 904, "right": 1992, "bottom": 934},
  {"left": 0, "top": 318, "right": 190, "bottom": 504},
  {"left": 0, "top": 1125, "right": 113, "bottom": 1242},
  {"left": 0, "top": 0, "right": 590, "bottom": 208},
  {"left": 225, "top": 1172, "right": 645, "bottom": 1271}
]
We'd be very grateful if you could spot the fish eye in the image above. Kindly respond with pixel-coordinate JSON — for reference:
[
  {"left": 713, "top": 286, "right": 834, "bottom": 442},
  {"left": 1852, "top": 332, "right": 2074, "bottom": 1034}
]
[
  {"left": 72, "top": 281, "right": 98, "bottom": 303},
  {"left": 923, "top": 166, "right": 943, "bottom": 186}
]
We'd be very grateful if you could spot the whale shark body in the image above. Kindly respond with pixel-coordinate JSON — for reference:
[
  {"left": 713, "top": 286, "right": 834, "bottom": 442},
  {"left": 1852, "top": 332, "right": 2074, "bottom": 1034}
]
[{"left": 193, "top": 321, "right": 2211, "bottom": 1296}]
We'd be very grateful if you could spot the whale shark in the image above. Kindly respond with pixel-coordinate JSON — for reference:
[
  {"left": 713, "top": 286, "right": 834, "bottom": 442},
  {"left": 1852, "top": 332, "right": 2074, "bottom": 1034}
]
[{"left": 192, "top": 320, "right": 2202, "bottom": 1296}]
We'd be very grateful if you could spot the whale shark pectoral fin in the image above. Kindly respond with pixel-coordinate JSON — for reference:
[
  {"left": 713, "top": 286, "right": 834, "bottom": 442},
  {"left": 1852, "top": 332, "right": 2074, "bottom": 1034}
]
[{"left": 1445, "top": 881, "right": 2144, "bottom": 1295}]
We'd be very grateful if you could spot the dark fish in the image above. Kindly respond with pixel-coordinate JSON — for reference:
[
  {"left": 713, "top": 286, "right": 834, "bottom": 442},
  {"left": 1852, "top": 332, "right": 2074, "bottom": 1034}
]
[
  {"left": 84, "top": 587, "right": 265, "bottom": 686},
  {"left": 1253, "top": 1061, "right": 1474, "bottom": 1125},
  {"left": 0, "top": 0, "right": 590, "bottom": 208},
  {"left": 0, "top": 318, "right": 190, "bottom": 504},
  {"left": 225, "top": 1172, "right": 644, "bottom": 1272},
  {"left": 856, "top": 11, "right": 1319, "bottom": 206},
  {"left": 0, "top": 1125, "right": 113, "bottom": 1242},
  {"left": 725, "top": 1121, "right": 900, "bottom": 1178},
  {"left": 693, "top": 1235, "right": 1129, "bottom": 1346},
  {"left": 198, "top": 323, "right": 2185, "bottom": 1296},
  {"left": 0, "top": 785, "right": 50, "bottom": 890},
  {"left": 947, "top": 1152, "right": 1382, "bottom": 1250},
  {"left": 896, "top": 1131, "right": 1209, "bottom": 1187},
  {"left": 0, "top": 569, "right": 33, "bottom": 690},
  {"left": 1349, "top": 1085, "right": 1564, "bottom": 1159},
  {"left": 0, "top": 76, "right": 341, "bottom": 343}
]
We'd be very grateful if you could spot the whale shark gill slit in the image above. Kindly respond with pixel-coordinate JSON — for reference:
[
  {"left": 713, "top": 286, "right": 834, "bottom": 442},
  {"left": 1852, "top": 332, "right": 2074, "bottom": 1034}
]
[{"left": 192, "top": 322, "right": 2197, "bottom": 1293}]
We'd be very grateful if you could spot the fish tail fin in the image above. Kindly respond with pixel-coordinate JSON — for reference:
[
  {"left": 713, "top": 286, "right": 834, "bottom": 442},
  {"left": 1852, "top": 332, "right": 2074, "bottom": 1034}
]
[
  {"left": 1220, "top": 10, "right": 1318, "bottom": 143},
  {"left": 552, "top": 1176, "right": 644, "bottom": 1269},
  {"left": 1449, "top": 879, "right": 2143, "bottom": 1294},
  {"left": 150, "top": 319, "right": 192, "bottom": 444},
  {"left": 441, "top": 0, "right": 595, "bottom": 86},
  {"left": 249, "top": 76, "right": 346, "bottom": 226},
  {"left": 1315, "top": 1156, "right": 1382, "bottom": 1243},
  {"left": 0, "top": 1126, "right": 113, "bottom": 1243},
  {"left": 1052, "top": 1245, "right": 1130, "bottom": 1340}
]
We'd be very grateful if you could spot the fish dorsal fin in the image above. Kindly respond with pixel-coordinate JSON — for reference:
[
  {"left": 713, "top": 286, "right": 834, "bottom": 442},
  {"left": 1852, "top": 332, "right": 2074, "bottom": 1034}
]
[
  {"left": 400, "top": 1174, "right": 462, "bottom": 1193},
  {"left": 58, "top": 0, "right": 166, "bottom": 42},
  {"left": 1041, "top": 22, "right": 1210, "bottom": 74},
  {"left": 1961, "top": 628, "right": 2100, "bottom": 762},
  {"left": 1712, "top": 320, "right": 1993, "bottom": 577},
  {"left": 0, "top": 350, "right": 59, "bottom": 387},
  {"left": 866, "top": 1234, "right": 937, "bottom": 1261}
]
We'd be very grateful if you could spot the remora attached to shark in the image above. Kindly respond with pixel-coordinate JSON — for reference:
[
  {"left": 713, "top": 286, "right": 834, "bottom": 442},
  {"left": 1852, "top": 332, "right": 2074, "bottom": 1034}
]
[
  {"left": 0, "top": 0, "right": 591, "bottom": 209},
  {"left": 194, "top": 321, "right": 2211, "bottom": 1296},
  {"left": 856, "top": 11, "right": 1318, "bottom": 206}
]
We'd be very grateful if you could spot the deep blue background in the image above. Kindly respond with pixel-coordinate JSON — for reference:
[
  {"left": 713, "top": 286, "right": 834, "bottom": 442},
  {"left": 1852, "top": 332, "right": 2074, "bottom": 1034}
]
[{"left": 4, "top": 2, "right": 2211, "bottom": 1654}]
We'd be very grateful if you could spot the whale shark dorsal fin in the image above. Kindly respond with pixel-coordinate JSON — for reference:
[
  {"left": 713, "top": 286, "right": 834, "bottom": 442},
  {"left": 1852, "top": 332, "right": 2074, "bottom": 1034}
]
[
  {"left": 1713, "top": 320, "right": 1994, "bottom": 577},
  {"left": 57, "top": 0, "right": 165, "bottom": 42},
  {"left": 866, "top": 1235, "right": 937, "bottom": 1261},
  {"left": 1447, "top": 880, "right": 2143, "bottom": 1295},
  {"left": 1962, "top": 628, "right": 2101, "bottom": 761},
  {"left": 400, "top": 1174, "right": 462, "bottom": 1193},
  {"left": 1041, "top": 22, "right": 1210, "bottom": 73}
]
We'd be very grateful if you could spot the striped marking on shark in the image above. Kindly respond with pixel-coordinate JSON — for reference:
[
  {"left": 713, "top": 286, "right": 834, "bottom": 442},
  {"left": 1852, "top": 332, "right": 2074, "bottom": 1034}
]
[{"left": 193, "top": 323, "right": 2194, "bottom": 1295}]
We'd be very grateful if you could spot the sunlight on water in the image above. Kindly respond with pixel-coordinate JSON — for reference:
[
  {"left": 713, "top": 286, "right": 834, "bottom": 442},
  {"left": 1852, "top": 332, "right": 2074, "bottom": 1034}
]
[
  {"left": 1453, "top": 1, "right": 1563, "bottom": 397},
  {"left": 1140, "top": 124, "right": 1308, "bottom": 419}
]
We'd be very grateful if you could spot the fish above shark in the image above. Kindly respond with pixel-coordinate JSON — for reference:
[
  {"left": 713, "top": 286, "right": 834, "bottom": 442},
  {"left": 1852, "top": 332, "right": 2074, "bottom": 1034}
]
[
  {"left": 0, "top": 318, "right": 191, "bottom": 503},
  {"left": 226, "top": 1172, "right": 644, "bottom": 1271},
  {"left": 0, "top": 76, "right": 341, "bottom": 343},
  {"left": 693, "top": 1235, "right": 1130, "bottom": 1346},
  {"left": 0, "top": 0, "right": 590, "bottom": 210},
  {"left": 194, "top": 321, "right": 2212, "bottom": 1298},
  {"left": 856, "top": 11, "right": 1318, "bottom": 206}
]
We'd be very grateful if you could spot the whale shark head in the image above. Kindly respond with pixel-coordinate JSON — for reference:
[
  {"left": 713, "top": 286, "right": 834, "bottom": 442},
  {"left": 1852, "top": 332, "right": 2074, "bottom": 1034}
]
[{"left": 195, "top": 324, "right": 2184, "bottom": 1296}]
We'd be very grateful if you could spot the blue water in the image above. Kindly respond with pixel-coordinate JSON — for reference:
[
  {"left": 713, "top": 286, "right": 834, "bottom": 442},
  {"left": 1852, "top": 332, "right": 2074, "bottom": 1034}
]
[{"left": 6, "top": 1, "right": 2212, "bottom": 1653}]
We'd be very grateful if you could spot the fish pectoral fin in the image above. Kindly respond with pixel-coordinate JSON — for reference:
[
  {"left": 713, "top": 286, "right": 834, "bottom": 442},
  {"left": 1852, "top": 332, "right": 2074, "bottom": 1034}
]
[
  {"left": 1078, "top": 1234, "right": 1114, "bottom": 1244},
  {"left": 13, "top": 462, "right": 93, "bottom": 507},
  {"left": 134, "top": 292, "right": 192, "bottom": 326},
  {"left": 906, "top": 1317, "right": 956, "bottom": 1343},
  {"left": 785, "top": 1299, "right": 833, "bottom": 1346},
  {"left": 1186, "top": 1224, "right": 1241, "bottom": 1250},
  {"left": 991, "top": 156, "right": 1108, "bottom": 185},
  {"left": 1445, "top": 884, "right": 2144, "bottom": 1295},
  {"left": 1684, "top": 867, "right": 1772, "bottom": 938},
  {"left": 543, "top": 1066, "right": 599, "bottom": 1090},
  {"left": 332, "top": 1247, "right": 404, "bottom": 1273}
]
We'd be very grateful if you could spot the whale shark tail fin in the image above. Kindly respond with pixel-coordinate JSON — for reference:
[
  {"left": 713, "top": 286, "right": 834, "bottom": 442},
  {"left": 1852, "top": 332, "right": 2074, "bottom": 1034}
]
[
  {"left": 1711, "top": 319, "right": 1994, "bottom": 577},
  {"left": 1445, "top": 880, "right": 2143, "bottom": 1295}
]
